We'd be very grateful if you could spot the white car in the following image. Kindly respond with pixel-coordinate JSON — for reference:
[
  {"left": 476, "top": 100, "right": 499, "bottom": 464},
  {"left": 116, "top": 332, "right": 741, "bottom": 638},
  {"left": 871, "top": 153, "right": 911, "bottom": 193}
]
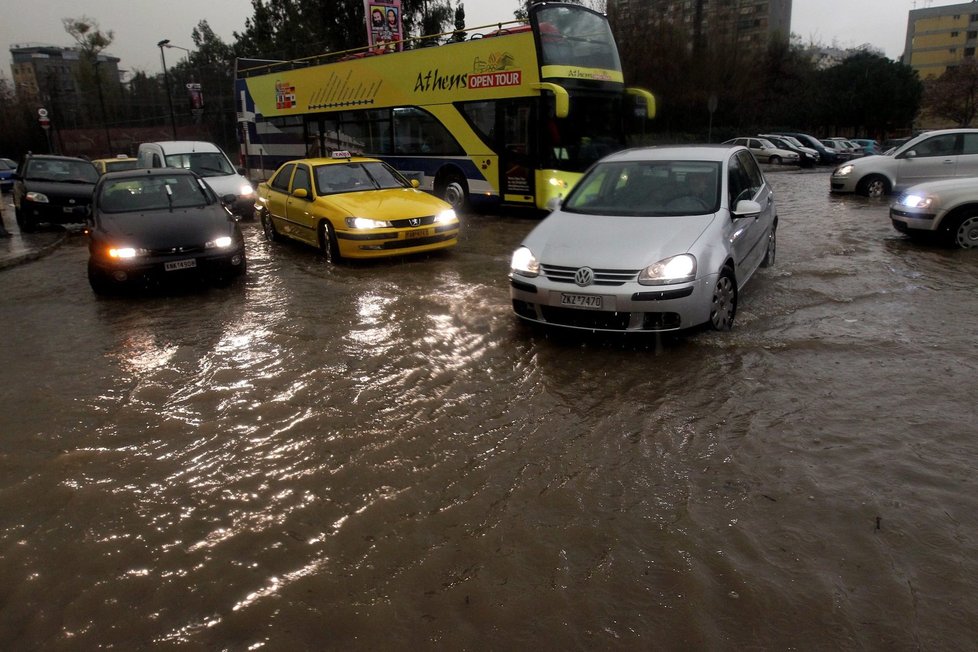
[
  {"left": 509, "top": 145, "right": 777, "bottom": 333},
  {"left": 831, "top": 128, "right": 978, "bottom": 197},
  {"left": 890, "top": 177, "right": 978, "bottom": 248},
  {"left": 723, "top": 137, "right": 800, "bottom": 165}
]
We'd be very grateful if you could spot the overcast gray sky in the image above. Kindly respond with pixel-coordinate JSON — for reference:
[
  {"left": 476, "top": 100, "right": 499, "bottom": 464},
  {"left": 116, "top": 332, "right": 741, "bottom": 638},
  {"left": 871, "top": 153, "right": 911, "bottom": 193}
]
[{"left": 0, "top": 0, "right": 939, "bottom": 78}]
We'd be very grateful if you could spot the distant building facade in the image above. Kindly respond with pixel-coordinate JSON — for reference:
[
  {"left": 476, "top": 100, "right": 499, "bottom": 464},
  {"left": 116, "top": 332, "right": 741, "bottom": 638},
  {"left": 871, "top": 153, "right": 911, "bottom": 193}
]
[
  {"left": 10, "top": 44, "right": 122, "bottom": 121},
  {"left": 608, "top": 0, "right": 793, "bottom": 51},
  {"left": 903, "top": 1, "right": 978, "bottom": 79}
]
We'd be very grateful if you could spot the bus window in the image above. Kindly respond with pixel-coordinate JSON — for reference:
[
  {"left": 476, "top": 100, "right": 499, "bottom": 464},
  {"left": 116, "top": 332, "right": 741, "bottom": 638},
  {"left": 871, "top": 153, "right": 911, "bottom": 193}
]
[
  {"left": 534, "top": 5, "right": 622, "bottom": 72},
  {"left": 336, "top": 110, "right": 391, "bottom": 155},
  {"left": 459, "top": 101, "right": 496, "bottom": 147},
  {"left": 393, "top": 108, "right": 463, "bottom": 156}
]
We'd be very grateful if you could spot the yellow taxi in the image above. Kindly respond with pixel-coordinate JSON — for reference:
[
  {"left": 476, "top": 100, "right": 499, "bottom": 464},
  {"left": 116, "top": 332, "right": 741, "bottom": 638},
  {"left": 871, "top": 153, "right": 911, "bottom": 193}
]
[
  {"left": 92, "top": 156, "right": 139, "bottom": 175},
  {"left": 255, "top": 153, "right": 459, "bottom": 261}
]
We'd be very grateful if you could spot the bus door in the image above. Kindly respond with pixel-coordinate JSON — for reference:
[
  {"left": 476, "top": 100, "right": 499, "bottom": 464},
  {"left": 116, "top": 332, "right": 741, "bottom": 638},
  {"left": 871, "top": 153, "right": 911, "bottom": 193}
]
[{"left": 499, "top": 99, "right": 536, "bottom": 203}]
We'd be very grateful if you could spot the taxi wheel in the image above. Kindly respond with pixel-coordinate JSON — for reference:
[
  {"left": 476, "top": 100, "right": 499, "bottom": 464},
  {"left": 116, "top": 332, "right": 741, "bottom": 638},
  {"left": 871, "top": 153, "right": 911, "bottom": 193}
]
[
  {"left": 318, "top": 221, "right": 343, "bottom": 263},
  {"left": 709, "top": 268, "right": 737, "bottom": 331},
  {"left": 260, "top": 210, "right": 280, "bottom": 242}
]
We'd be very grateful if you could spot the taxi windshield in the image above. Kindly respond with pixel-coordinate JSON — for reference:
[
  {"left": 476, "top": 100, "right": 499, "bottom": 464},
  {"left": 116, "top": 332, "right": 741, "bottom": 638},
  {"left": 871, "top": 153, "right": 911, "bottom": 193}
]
[{"left": 314, "top": 162, "right": 408, "bottom": 195}]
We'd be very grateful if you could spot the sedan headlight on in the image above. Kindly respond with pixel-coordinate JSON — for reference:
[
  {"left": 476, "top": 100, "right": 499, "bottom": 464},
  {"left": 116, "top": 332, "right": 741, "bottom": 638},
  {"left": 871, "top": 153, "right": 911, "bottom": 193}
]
[
  {"left": 434, "top": 209, "right": 458, "bottom": 224},
  {"left": 26, "top": 191, "right": 50, "bottom": 203},
  {"left": 898, "top": 193, "right": 936, "bottom": 210},
  {"left": 510, "top": 246, "right": 540, "bottom": 277},
  {"left": 638, "top": 254, "right": 696, "bottom": 286},
  {"left": 345, "top": 217, "right": 392, "bottom": 229},
  {"left": 107, "top": 246, "right": 149, "bottom": 259},
  {"left": 206, "top": 236, "right": 235, "bottom": 249},
  {"left": 834, "top": 164, "right": 854, "bottom": 176},
  {"left": 239, "top": 183, "right": 255, "bottom": 197}
]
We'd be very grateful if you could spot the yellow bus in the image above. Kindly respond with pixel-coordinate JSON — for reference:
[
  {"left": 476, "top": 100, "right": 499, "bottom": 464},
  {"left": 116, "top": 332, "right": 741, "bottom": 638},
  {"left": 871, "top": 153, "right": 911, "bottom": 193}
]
[{"left": 234, "top": 2, "right": 654, "bottom": 211}]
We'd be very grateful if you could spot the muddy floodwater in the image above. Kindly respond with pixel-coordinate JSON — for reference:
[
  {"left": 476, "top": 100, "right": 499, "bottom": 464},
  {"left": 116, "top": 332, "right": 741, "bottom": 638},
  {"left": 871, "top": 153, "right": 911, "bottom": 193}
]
[{"left": 1, "top": 169, "right": 977, "bottom": 649}]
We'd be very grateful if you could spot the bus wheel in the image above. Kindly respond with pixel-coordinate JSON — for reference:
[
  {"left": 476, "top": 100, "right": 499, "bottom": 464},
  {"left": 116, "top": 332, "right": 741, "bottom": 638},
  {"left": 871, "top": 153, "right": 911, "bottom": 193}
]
[{"left": 438, "top": 172, "right": 468, "bottom": 212}]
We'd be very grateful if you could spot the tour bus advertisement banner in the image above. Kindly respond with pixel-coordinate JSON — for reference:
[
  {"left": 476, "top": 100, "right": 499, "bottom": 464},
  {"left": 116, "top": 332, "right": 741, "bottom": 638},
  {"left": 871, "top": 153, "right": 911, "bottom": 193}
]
[
  {"left": 247, "top": 31, "right": 543, "bottom": 117},
  {"left": 365, "top": 0, "right": 403, "bottom": 52}
]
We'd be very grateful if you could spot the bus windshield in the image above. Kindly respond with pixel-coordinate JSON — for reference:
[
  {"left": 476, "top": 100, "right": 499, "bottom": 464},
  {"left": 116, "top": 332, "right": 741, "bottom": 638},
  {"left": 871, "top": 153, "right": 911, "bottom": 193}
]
[
  {"left": 545, "top": 95, "right": 625, "bottom": 172},
  {"left": 535, "top": 5, "right": 622, "bottom": 73}
]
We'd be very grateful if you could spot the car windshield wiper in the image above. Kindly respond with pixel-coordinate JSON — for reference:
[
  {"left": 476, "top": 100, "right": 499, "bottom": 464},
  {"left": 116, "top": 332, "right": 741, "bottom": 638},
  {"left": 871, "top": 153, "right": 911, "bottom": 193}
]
[
  {"left": 64, "top": 178, "right": 96, "bottom": 183},
  {"left": 196, "top": 166, "right": 228, "bottom": 176}
]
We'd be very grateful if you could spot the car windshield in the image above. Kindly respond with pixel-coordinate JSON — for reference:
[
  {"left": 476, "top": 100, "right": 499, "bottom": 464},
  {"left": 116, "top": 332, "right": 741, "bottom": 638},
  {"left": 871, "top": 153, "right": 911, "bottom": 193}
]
[
  {"left": 99, "top": 174, "right": 213, "bottom": 213},
  {"left": 164, "top": 152, "right": 235, "bottom": 177},
  {"left": 25, "top": 158, "right": 98, "bottom": 183},
  {"left": 0, "top": 160, "right": 11, "bottom": 171},
  {"left": 563, "top": 160, "right": 721, "bottom": 216},
  {"left": 314, "top": 161, "right": 408, "bottom": 195}
]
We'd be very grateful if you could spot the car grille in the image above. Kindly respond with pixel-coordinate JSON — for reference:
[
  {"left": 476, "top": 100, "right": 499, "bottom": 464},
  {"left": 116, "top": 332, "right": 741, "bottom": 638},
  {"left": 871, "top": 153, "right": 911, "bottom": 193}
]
[
  {"left": 540, "top": 306, "right": 632, "bottom": 330},
  {"left": 147, "top": 244, "right": 208, "bottom": 255},
  {"left": 541, "top": 264, "right": 639, "bottom": 286},
  {"left": 390, "top": 215, "right": 437, "bottom": 228}
]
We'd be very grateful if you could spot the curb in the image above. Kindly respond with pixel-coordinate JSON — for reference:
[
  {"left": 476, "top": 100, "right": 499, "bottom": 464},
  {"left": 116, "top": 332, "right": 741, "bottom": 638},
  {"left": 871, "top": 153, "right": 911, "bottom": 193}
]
[{"left": 0, "top": 231, "right": 69, "bottom": 271}]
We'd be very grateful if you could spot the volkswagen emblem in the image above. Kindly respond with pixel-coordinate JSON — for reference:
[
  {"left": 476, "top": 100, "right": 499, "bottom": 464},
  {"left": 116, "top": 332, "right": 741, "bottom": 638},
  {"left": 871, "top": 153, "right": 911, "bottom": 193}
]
[
  {"left": 574, "top": 267, "right": 594, "bottom": 287},
  {"left": 409, "top": 218, "right": 421, "bottom": 227}
]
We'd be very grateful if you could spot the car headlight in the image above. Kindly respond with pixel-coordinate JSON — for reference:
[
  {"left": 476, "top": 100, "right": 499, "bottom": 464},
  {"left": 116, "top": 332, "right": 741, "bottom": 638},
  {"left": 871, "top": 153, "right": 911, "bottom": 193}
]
[
  {"left": 107, "top": 246, "right": 149, "bottom": 259},
  {"left": 638, "top": 254, "right": 696, "bottom": 286},
  {"left": 345, "top": 217, "right": 392, "bottom": 229},
  {"left": 206, "top": 236, "right": 235, "bottom": 249},
  {"left": 26, "top": 191, "right": 50, "bottom": 203},
  {"left": 835, "top": 164, "right": 854, "bottom": 176},
  {"left": 898, "top": 193, "right": 935, "bottom": 210},
  {"left": 510, "top": 246, "right": 540, "bottom": 277},
  {"left": 434, "top": 209, "right": 457, "bottom": 224},
  {"left": 239, "top": 183, "right": 255, "bottom": 197}
]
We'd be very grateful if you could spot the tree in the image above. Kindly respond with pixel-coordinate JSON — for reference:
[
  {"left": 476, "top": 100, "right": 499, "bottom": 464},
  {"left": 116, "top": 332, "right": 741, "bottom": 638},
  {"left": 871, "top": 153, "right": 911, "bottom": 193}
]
[
  {"left": 923, "top": 60, "right": 978, "bottom": 127},
  {"left": 63, "top": 16, "right": 116, "bottom": 146}
]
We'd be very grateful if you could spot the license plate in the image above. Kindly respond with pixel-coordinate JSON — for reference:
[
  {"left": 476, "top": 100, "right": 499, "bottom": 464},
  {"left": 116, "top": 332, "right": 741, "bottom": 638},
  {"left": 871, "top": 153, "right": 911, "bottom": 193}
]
[
  {"left": 404, "top": 228, "right": 432, "bottom": 240},
  {"left": 561, "top": 293, "right": 602, "bottom": 309},
  {"left": 164, "top": 259, "right": 197, "bottom": 271},
  {"left": 63, "top": 206, "right": 78, "bottom": 213}
]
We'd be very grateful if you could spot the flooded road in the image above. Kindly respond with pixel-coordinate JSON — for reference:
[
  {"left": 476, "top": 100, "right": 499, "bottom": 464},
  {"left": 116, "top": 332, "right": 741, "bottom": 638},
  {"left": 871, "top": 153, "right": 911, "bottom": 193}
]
[{"left": 1, "top": 169, "right": 977, "bottom": 649}]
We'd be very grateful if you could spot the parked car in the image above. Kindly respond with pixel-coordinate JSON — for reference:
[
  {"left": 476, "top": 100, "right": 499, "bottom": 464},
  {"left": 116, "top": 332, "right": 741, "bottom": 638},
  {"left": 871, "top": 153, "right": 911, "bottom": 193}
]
[
  {"left": 509, "top": 145, "right": 776, "bottom": 333},
  {"left": 255, "top": 152, "right": 460, "bottom": 262},
  {"left": 11, "top": 154, "right": 99, "bottom": 232},
  {"left": 722, "top": 137, "right": 800, "bottom": 165},
  {"left": 758, "top": 134, "right": 819, "bottom": 167},
  {"left": 92, "top": 156, "right": 139, "bottom": 175},
  {"left": 882, "top": 137, "right": 912, "bottom": 154},
  {"left": 890, "top": 177, "right": 978, "bottom": 248},
  {"left": 86, "top": 168, "right": 246, "bottom": 294},
  {"left": 772, "top": 132, "right": 839, "bottom": 165},
  {"left": 0, "top": 158, "right": 14, "bottom": 193},
  {"left": 830, "top": 128, "right": 978, "bottom": 197},
  {"left": 851, "top": 139, "right": 883, "bottom": 156},
  {"left": 137, "top": 141, "right": 254, "bottom": 217},
  {"left": 821, "top": 139, "right": 853, "bottom": 162}
]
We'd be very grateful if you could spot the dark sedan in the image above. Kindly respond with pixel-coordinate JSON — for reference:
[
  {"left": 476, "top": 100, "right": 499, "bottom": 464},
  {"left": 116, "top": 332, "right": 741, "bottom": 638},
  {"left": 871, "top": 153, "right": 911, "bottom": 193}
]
[
  {"left": 12, "top": 154, "right": 98, "bottom": 231},
  {"left": 87, "top": 168, "right": 246, "bottom": 294}
]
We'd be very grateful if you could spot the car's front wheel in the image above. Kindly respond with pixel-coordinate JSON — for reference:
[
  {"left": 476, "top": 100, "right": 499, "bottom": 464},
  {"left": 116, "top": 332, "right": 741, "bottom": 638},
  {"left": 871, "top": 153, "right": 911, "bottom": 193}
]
[
  {"left": 318, "top": 220, "right": 342, "bottom": 263},
  {"left": 709, "top": 268, "right": 737, "bottom": 331},
  {"left": 769, "top": 155, "right": 782, "bottom": 166},
  {"left": 857, "top": 175, "right": 890, "bottom": 198},
  {"left": 946, "top": 213, "right": 978, "bottom": 248}
]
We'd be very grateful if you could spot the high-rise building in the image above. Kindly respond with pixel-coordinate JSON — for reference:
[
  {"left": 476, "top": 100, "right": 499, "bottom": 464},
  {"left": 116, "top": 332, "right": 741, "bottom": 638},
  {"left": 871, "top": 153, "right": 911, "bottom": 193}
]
[
  {"left": 903, "top": 1, "right": 978, "bottom": 79},
  {"left": 10, "top": 44, "right": 121, "bottom": 121},
  {"left": 608, "top": 0, "right": 793, "bottom": 51}
]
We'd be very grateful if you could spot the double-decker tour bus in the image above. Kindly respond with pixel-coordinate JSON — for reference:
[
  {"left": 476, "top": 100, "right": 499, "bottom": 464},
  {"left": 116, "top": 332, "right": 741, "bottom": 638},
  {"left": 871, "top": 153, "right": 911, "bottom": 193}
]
[{"left": 234, "top": 2, "right": 654, "bottom": 211}]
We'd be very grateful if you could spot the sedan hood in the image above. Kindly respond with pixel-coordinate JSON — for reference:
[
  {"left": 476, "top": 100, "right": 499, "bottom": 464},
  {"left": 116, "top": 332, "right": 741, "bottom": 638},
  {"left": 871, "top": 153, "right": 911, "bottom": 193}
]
[
  {"left": 320, "top": 188, "right": 448, "bottom": 218},
  {"left": 98, "top": 206, "right": 236, "bottom": 247},
  {"left": 24, "top": 179, "right": 96, "bottom": 201},
  {"left": 524, "top": 210, "right": 717, "bottom": 269}
]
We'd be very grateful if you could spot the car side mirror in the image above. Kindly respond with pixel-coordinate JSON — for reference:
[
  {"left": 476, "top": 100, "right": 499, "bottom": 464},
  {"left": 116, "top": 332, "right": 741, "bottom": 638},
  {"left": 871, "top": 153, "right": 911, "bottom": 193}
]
[
  {"left": 292, "top": 188, "right": 308, "bottom": 199},
  {"left": 902, "top": 150, "right": 917, "bottom": 159},
  {"left": 237, "top": 166, "right": 247, "bottom": 176},
  {"left": 733, "top": 199, "right": 762, "bottom": 218}
]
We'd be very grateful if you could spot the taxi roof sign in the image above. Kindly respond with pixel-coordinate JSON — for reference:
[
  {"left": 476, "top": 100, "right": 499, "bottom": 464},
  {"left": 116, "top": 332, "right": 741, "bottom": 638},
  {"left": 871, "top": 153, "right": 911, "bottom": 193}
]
[{"left": 331, "top": 151, "right": 352, "bottom": 159}]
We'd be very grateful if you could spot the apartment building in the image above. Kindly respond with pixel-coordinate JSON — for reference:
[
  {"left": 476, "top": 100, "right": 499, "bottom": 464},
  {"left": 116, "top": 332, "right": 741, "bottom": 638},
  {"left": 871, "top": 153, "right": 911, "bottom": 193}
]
[
  {"left": 903, "top": 1, "right": 978, "bottom": 78},
  {"left": 10, "top": 44, "right": 121, "bottom": 115}
]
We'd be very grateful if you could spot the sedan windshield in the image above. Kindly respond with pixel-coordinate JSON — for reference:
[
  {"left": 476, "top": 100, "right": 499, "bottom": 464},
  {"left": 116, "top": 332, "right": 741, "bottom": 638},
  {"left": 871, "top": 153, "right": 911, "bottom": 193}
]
[
  {"left": 563, "top": 160, "right": 721, "bottom": 216},
  {"left": 314, "top": 162, "right": 408, "bottom": 195},
  {"left": 99, "top": 175, "right": 213, "bottom": 213},
  {"left": 25, "top": 159, "right": 98, "bottom": 183}
]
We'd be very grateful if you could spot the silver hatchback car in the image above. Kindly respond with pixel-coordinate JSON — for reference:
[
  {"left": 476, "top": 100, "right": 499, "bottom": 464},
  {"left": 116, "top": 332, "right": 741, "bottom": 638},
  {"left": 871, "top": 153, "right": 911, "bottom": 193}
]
[{"left": 509, "top": 145, "right": 777, "bottom": 333}]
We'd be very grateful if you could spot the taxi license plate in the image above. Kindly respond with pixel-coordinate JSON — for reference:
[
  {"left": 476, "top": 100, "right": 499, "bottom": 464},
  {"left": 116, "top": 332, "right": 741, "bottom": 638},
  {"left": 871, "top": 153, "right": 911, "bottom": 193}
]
[
  {"left": 164, "top": 259, "right": 197, "bottom": 271},
  {"left": 404, "top": 228, "right": 432, "bottom": 240},
  {"left": 561, "top": 293, "right": 602, "bottom": 309}
]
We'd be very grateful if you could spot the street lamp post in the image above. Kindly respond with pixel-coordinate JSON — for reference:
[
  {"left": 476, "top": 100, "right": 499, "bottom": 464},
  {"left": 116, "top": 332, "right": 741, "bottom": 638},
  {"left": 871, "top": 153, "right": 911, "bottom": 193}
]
[{"left": 157, "top": 39, "right": 178, "bottom": 139}]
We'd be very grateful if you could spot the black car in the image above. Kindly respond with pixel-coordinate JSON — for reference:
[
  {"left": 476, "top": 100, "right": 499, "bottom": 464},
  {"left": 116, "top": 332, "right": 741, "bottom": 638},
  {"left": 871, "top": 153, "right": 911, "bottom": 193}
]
[
  {"left": 12, "top": 154, "right": 99, "bottom": 231},
  {"left": 772, "top": 132, "right": 839, "bottom": 166},
  {"left": 758, "top": 134, "right": 818, "bottom": 168},
  {"left": 87, "top": 168, "right": 246, "bottom": 294}
]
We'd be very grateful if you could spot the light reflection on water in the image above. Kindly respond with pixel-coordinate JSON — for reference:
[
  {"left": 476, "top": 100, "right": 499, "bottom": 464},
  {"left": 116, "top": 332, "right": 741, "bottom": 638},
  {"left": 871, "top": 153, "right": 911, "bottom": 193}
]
[{"left": 2, "top": 177, "right": 978, "bottom": 648}]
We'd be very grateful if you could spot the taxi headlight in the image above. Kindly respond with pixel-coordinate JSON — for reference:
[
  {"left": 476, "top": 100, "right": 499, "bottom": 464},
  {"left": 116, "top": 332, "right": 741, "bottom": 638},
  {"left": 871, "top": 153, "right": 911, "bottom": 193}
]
[
  {"left": 898, "top": 194, "right": 935, "bottom": 210},
  {"left": 434, "top": 209, "right": 457, "bottom": 224},
  {"left": 26, "top": 191, "right": 50, "bottom": 203},
  {"left": 346, "top": 217, "right": 392, "bottom": 229},
  {"left": 510, "top": 246, "right": 540, "bottom": 277},
  {"left": 835, "top": 164, "right": 854, "bottom": 176},
  {"left": 639, "top": 254, "right": 696, "bottom": 286}
]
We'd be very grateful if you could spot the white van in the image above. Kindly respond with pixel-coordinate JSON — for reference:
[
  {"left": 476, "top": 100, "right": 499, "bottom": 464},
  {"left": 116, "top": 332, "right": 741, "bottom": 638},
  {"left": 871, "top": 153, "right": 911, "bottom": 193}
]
[{"left": 137, "top": 141, "right": 255, "bottom": 217}]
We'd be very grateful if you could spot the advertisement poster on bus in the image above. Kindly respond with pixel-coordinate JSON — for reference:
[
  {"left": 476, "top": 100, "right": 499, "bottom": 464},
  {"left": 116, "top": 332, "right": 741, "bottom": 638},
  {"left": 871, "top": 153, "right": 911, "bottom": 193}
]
[{"left": 365, "top": 0, "right": 403, "bottom": 53}]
